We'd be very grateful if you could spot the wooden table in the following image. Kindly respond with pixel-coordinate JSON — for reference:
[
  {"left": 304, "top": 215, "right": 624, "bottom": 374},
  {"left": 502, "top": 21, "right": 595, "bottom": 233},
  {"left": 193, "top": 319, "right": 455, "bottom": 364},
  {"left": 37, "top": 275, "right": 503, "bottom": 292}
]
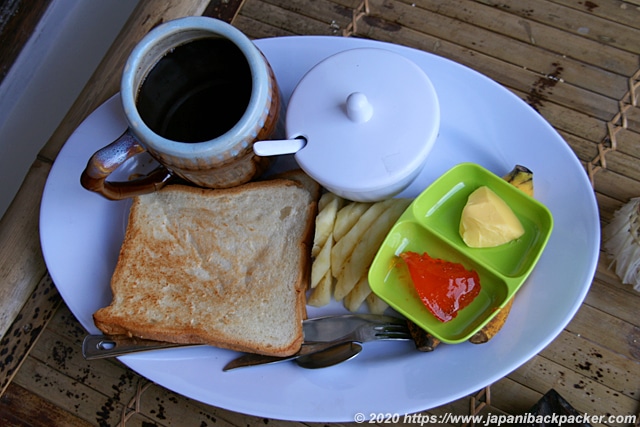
[{"left": 0, "top": 0, "right": 638, "bottom": 425}]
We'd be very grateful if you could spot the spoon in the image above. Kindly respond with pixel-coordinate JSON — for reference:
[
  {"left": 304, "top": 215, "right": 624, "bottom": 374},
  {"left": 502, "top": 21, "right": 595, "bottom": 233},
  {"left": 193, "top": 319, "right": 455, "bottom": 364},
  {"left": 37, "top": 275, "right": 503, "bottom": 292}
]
[{"left": 295, "top": 341, "right": 363, "bottom": 369}]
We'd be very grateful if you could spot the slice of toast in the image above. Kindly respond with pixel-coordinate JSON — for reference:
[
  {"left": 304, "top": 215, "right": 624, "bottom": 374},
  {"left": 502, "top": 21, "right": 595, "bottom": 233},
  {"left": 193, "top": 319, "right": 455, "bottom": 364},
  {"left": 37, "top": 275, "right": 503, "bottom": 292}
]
[
  {"left": 93, "top": 180, "right": 316, "bottom": 356},
  {"left": 264, "top": 168, "right": 322, "bottom": 202}
]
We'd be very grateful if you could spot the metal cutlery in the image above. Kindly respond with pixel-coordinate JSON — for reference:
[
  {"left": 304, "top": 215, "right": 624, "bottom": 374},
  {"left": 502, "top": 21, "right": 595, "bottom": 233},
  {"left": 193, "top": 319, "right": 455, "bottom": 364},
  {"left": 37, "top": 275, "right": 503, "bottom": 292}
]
[
  {"left": 82, "top": 314, "right": 412, "bottom": 369},
  {"left": 295, "top": 341, "right": 363, "bottom": 369},
  {"left": 223, "top": 316, "right": 411, "bottom": 370},
  {"left": 82, "top": 334, "right": 194, "bottom": 360}
]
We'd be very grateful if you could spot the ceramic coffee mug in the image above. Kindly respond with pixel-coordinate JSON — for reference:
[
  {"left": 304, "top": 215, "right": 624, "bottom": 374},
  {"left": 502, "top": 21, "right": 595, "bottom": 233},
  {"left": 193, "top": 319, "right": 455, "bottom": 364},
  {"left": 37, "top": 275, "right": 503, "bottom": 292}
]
[{"left": 81, "top": 17, "right": 281, "bottom": 200}]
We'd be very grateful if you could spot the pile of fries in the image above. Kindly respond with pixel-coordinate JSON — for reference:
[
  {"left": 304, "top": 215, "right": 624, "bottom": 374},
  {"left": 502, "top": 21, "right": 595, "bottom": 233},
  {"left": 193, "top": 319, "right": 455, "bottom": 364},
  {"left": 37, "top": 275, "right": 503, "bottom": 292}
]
[{"left": 308, "top": 192, "right": 412, "bottom": 313}]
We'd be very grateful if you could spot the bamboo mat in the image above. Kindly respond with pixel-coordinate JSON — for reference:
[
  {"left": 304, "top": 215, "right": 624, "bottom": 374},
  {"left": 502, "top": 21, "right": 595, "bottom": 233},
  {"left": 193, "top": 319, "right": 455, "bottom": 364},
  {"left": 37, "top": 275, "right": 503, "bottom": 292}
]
[{"left": 1, "top": 1, "right": 638, "bottom": 426}]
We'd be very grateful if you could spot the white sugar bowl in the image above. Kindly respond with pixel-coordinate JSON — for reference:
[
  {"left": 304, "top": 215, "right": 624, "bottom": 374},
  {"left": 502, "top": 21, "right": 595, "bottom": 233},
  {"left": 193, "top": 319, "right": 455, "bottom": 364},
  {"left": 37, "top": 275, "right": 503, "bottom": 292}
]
[{"left": 254, "top": 48, "right": 440, "bottom": 202}]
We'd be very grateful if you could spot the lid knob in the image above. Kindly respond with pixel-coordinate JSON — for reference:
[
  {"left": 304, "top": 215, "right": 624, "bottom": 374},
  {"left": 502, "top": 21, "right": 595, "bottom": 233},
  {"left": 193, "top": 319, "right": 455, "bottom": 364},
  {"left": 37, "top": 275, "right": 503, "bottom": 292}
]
[{"left": 346, "top": 92, "right": 373, "bottom": 123}]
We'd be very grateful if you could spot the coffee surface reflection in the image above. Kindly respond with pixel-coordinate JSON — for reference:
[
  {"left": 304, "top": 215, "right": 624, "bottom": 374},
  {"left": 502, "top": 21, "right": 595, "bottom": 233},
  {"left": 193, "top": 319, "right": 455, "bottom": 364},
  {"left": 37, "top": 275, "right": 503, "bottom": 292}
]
[{"left": 136, "top": 37, "right": 252, "bottom": 143}]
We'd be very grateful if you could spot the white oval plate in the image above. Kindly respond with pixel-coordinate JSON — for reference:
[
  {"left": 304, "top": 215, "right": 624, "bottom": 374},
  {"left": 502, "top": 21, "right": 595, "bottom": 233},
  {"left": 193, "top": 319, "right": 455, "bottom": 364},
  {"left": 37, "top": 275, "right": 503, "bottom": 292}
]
[{"left": 40, "top": 36, "right": 599, "bottom": 422}]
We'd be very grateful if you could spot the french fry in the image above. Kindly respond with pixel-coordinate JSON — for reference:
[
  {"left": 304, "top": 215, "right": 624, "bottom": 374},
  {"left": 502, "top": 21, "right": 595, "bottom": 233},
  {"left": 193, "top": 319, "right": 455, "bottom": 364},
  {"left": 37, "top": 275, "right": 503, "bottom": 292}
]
[
  {"left": 307, "top": 271, "right": 333, "bottom": 307},
  {"left": 333, "top": 202, "right": 371, "bottom": 242},
  {"left": 317, "top": 191, "right": 334, "bottom": 211},
  {"left": 312, "top": 193, "right": 342, "bottom": 257},
  {"left": 331, "top": 199, "right": 395, "bottom": 279},
  {"left": 343, "top": 276, "right": 372, "bottom": 312},
  {"left": 366, "top": 293, "right": 389, "bottom": 315},
  {"left": 307, "top": 192, "right": 413, "bottom": 312},
  {"left": 334, "top": 199, "right": 411, "bottom": 300},
  {"left": 311, "top": 232, "right": 333, "bottom": 288}
]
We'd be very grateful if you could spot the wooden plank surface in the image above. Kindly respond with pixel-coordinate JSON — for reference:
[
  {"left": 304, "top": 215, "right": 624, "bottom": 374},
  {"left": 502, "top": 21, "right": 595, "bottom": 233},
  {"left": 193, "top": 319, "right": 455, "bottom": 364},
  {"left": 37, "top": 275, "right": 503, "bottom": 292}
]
[
  {"left": 0, "top": 160, "right": 51, "bottom": 343},
  {"left": 0, "top": 0, "right": 638, "bottom": 425}
]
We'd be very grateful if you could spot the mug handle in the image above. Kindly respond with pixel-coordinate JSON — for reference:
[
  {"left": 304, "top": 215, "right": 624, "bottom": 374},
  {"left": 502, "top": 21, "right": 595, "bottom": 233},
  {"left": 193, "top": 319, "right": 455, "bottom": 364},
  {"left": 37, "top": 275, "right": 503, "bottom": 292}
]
[{"left": 80, "top": 129, "right": 175, "bottom": 200}]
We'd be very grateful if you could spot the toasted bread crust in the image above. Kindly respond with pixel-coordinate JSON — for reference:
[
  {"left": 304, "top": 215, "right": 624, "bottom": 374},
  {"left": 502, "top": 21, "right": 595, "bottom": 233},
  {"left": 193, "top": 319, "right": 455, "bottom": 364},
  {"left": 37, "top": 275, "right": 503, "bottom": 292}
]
[
  {"left": 93, "top": 180, "right": 317, "bottom": 356},
  {"left": 267, "top": 168, "right": 322, "bottom": 202}
]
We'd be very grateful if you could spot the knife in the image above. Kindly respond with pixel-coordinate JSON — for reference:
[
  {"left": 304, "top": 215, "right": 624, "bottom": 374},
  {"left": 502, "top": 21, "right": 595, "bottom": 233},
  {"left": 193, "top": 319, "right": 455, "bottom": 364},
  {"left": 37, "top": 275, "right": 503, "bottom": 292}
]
[{"left": 82, "top": 314, "right": 406, "bottom": 360}]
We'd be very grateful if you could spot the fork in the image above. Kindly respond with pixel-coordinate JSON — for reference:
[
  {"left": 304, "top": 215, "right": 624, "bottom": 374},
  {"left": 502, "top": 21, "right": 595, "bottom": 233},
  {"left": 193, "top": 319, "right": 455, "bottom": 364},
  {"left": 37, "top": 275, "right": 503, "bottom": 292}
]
[{"left": 222, "top": 320, "right": 411, "bottom": 371}]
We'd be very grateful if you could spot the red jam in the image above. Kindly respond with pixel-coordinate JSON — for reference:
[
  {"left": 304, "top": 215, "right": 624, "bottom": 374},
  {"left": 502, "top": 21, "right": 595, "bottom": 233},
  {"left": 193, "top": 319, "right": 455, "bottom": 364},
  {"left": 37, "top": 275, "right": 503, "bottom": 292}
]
[{"left": 399, "top": 251, "right": 481, "bottom": 322}]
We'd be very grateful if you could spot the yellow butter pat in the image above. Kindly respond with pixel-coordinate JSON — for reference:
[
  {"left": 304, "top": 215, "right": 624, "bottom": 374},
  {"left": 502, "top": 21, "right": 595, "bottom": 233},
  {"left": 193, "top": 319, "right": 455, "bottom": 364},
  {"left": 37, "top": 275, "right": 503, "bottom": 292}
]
[{"left": 459, "top": 186, "right": 524, "bottom": 248}]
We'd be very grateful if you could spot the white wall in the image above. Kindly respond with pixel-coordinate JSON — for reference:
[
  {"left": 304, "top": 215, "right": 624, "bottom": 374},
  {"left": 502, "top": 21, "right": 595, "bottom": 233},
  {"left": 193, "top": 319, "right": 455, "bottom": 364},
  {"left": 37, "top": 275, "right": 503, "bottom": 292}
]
[{"left": 0, "top": 0, "right": 139, "bottom": 219}]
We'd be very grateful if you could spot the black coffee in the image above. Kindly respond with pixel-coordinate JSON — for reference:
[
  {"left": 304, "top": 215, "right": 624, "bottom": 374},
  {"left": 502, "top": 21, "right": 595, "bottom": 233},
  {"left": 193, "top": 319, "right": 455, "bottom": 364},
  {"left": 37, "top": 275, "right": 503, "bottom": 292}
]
[{"left": 136, "top": 37, "right": 252, "bottom": 143}]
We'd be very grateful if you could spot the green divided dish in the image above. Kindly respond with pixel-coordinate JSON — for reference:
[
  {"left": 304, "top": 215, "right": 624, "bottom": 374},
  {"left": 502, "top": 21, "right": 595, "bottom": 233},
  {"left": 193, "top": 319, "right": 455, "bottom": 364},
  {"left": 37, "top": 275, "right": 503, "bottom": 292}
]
[{"left": 368, "top": 163, "right": 554, "bottom": 344}]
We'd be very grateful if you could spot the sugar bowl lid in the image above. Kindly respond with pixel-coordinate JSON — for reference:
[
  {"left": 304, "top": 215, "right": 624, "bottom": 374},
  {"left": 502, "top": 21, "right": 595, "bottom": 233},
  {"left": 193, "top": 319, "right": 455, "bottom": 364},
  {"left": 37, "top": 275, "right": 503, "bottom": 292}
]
[{"left": 256, "top": 48, "right": 440, "bottom": 201}]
